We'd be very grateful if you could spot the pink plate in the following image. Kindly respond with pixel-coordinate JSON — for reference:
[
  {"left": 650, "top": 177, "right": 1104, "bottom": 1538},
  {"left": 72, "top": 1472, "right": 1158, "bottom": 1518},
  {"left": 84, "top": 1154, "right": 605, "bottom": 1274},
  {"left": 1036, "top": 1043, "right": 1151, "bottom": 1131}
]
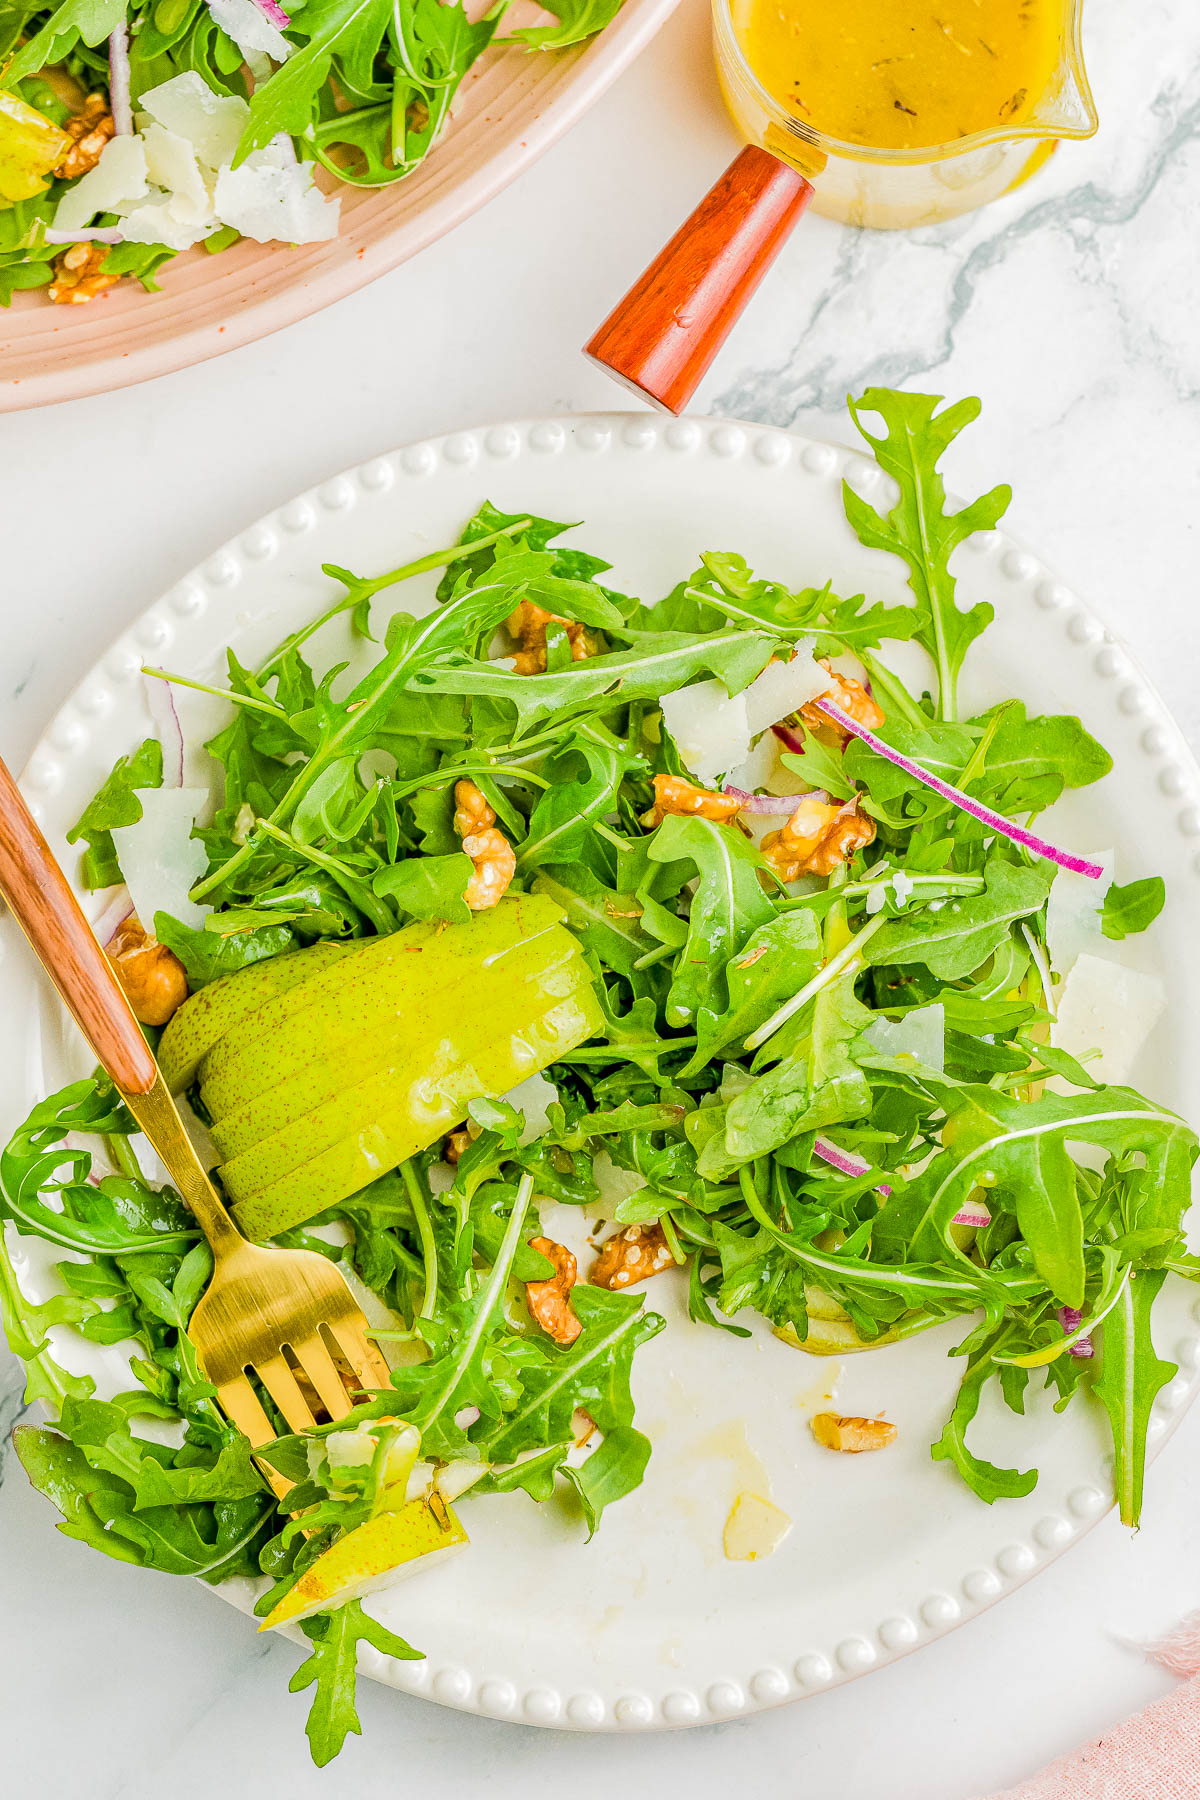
[{"left": 0, "top": 0, "right": 680, "bottom": 412}]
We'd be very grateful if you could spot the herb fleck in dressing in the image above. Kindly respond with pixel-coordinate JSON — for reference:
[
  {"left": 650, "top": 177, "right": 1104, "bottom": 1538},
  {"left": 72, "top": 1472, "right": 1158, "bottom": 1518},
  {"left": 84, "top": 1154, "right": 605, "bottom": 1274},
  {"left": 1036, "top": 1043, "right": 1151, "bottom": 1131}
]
[{"left": 735, "top": 0, "right": 1063, "bottom": 150}]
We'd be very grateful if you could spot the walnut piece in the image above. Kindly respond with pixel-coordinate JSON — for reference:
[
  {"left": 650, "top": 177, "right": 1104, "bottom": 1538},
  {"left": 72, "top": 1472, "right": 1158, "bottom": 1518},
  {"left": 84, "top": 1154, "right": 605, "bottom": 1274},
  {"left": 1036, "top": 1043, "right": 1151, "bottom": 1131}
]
[
  {"left": 506, "top": 600, "right": 596, "bottom": 676},
  {"left": 56, "top": 94, "right": 115, "bottom": 179},
  {"left": 106, "top": 916, "right": 189, "bottom": 1026},
  {"left": 799, "top": 660, "right": 886, "bottom": 741},
  {"left": 590, "top": 1221, "right": 674, "bottom": 1290},
  {"left": 640, "top": 773, "right": 743, "bottom": 829},
  {"left": 810, "top": 1413, "right": 897, "bottom": 1453},
  {"left": 47, "top": 241, "right": 120, "bottom": 306},
  {"left": 525, "top": 1236, "right": 583, "bottom": 1346},
  {"left": 443, "top": 1128, "right": 472, "bottom": 1165},
  {"left": 761, "top": 795, "right": 875, "bottom": 881},
  {"left": 452, "top": 779, "right": 515, "bottom": 910}
]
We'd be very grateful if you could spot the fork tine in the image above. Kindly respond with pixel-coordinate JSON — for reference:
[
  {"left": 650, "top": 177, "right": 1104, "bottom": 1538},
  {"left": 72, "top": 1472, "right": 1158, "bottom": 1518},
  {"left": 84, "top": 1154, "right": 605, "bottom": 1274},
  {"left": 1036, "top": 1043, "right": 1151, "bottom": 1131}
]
[
  {"left": 325, "top": 1318, "right": 393, "bottom": 1394},
  {"left": 217, "top": 1373, "right": 276, "bottom": 1448},
  {"left": 289, "top": 1336, "right": 355, "bottom": 1423},
  {"left": 253, "top": 1352, "right": 320, "bottom": 1434},
  {"left": 217, "top": 1373, "right": 295, "bottom": 1505}
]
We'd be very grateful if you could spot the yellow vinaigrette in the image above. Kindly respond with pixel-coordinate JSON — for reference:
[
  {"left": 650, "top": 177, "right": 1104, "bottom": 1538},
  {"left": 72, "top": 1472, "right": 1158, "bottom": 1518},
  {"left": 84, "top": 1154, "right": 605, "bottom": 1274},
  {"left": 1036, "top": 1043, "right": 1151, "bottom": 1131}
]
[{"left": 733, "top": 0, "right": 1064, "bottom": 152}]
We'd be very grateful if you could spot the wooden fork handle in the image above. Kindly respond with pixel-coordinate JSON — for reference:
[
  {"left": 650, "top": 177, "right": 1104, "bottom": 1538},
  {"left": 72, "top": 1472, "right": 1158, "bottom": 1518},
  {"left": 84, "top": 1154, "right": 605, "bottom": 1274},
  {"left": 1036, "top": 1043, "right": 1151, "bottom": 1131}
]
[
  {"left": 0, "top": 753, "right": 156, "bottom": 1095},
  {"left": 584, "top": 145, "right": 814, "bottom": 415}
]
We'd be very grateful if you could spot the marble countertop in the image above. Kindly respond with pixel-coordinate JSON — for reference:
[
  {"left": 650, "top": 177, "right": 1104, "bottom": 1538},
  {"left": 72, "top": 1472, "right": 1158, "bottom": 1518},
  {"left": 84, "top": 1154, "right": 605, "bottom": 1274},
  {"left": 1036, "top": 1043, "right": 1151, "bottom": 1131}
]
[{"left": 3, "top": 0, "right": 1200, "bottom": 1792}]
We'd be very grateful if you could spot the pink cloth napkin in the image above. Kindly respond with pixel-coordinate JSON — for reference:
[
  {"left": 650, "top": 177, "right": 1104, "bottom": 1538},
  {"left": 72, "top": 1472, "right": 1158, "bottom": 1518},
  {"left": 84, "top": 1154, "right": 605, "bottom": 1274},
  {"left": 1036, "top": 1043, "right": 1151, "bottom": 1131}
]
[{"left": 977, "top": 1614, "right": 1200, "bottom": 1799}]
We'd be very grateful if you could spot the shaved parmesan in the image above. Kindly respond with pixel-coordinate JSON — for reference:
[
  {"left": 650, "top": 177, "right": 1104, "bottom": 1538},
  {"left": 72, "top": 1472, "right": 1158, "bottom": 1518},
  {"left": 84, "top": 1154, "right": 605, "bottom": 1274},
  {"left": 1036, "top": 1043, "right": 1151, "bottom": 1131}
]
[
  {"left": 502, "top": 1071, "right": 559, "bottom": 1144},
  {"left": 661, "top": 680, "right": 751, "bottom": 785},
  {"left": 725, "top": 728, "right": 781, "bottom": 797},
  {"left": 138, "top": 73, "right": 247, "bottom": 170},
  {"left": 142, "top": 124, "right": 212, "bottom": 223},
  {"left": 864, "top": 1002, "right": 945, "bottom": 1073},
  {"left": 742, "top": 642, "right": 829, "bottom": 734},
  {"left": 53, "top": 134, "right": 148, "bottom": 231},
  {"left": 1051, "top": 953, "right": 1166, "bottom": 1085},
  {"left": 214, "top": 142, "right": 339, "bottom": 243},
  {"left": 205, "top": 0, "right": 291, "bottom": 63},
  {"left": 1045, "top": 851, "right": 1114, "bottom": 977},
  {"left": 111, "top": 788, "right": 209, "bottom": 935},
  {"left": 119, "top": 200, "right": 213, "bottom": 251}
]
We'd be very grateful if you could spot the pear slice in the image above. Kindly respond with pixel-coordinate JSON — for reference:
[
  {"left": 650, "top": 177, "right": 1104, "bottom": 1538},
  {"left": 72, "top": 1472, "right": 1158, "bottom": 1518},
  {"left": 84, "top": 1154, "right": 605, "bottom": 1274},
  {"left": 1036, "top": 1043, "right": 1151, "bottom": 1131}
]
[
  {"left": 158, "top": 939, "right": 352, "bottom": 1091},
  {"left": 207, "top": 936, "right": 584, "bottom": 1160},
  {"left": 260, "top": 1495, "right": 468, "bottom": 1631},
  {"left": 229, "top": 988, "right": 601, "bottom": 1236},
  {"left": 199, "top": 897, "right": 565, "bottom": 1116},
  {"left": 774, "top": 1317, "right": 906, "bottom": 1355}
]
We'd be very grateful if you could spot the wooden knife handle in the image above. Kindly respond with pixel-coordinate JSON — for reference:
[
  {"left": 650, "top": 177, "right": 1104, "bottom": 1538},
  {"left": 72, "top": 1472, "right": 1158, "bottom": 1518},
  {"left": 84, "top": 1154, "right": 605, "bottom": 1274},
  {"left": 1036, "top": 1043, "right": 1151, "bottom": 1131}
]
[
  {"left": 584, "top": 145, "right": 814, "bottom": 415},
  {"left": 0, "top": 754, "right": 156, "bottom": 1094}
]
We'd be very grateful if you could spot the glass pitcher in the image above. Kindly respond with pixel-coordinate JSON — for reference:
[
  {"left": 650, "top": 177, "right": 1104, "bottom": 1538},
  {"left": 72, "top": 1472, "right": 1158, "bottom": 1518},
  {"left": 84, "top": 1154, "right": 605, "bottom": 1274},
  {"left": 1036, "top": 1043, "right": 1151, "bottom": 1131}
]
[
  {"left": 585, "top": 1, "right": 1098, "bottom": 411},
  {"left": 713, "top": 0, "right": 1098, "bottom": 230}
]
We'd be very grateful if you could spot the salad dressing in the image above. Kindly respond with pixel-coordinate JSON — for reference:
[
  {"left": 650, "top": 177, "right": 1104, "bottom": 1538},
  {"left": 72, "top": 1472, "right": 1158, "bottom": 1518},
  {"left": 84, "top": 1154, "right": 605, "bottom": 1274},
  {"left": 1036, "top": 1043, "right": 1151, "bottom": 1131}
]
[{"left": 734, "top": 0, "right": 1064, "bottom": 151}]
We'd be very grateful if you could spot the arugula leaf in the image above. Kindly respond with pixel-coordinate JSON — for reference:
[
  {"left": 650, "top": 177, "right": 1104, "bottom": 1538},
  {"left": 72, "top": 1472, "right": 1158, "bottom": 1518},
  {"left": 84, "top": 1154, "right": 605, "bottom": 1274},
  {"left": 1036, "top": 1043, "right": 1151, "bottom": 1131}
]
[
  {"left": 876, "top": 1085, "right": 1197, "bottom": 1306},
  {"left": 481, "top": 1284, "right": 664, "bottom": 1463},
  {"left": 508, "top": 0, "right": 624, "bottom": 47},
  {"left": 291, "top": 1600, "right": 423, "bottom": 1767},
  {"left": 154, "top": 915, "right": 297, "bottom": 984},
  {"left": 931, "top": 1334, "right": 1039, "bottom": 1503},
  {"left": 843, "top": 389, "right": 1010, "bottom": 720},
  {"left": 12, "top": 1426, "right": 141, "bottom": 1563},
  {"left": 0, "top": 1240, "right": 96, "bottom": 1410},
  {"left": 66, "top": 737, "right": 163, "bottom": 890},
  {"left": 415, "top": 629, "right": 780, "bottom": 726},
  {"left": 1093, "top": 1269, "right": 1175, "bottom": 1526},
  {"left": 647, "top": 813, "right": 776, "bottom": 1034},
  {"left": 531, "top": 867, "right": 655, "bottom": 977},
  {"left": 238, "top": 0, "right": 390, "bottom": 156},
  {"left": 720, "top": 973, "right": 873, "bottom": 1165},
  {"left": 1102, "top": 877, "right": 1166, "bottom": 941},
  {"left": 4, "top": 0, "right": 127, "bottom": 79},
  {"left": 683, "top": 911, "right": 823, "bottom": 1075},
  {"left": 965, "top": 702, "right": 1112, "bottom": 808},
  {"left": 561, "top": 1426, "right": 652, "bottom": 1537},
  {"left": 865, "top": 857, "right": 1052, "bottom": 981},
  {"left": 517, "top": 740, "right": 628, "bottom": 871},
  {"left": 372, "top": 853, "right": 472, "bottom": 922}
]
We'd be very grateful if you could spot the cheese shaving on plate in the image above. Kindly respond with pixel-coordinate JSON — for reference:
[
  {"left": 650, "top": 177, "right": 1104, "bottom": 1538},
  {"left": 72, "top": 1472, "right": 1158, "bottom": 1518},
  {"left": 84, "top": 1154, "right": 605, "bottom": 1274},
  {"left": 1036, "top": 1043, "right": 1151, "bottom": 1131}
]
[{"left": 51, "top": 72, "right": 338, "bottom": 250}]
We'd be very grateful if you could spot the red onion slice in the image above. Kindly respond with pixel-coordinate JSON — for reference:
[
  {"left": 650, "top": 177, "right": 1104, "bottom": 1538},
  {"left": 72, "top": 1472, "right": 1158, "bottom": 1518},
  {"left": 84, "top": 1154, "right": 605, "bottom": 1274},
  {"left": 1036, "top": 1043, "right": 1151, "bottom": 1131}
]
[
  {"left": 722, "top": 784, "right": 825, "bottom": 815},
  {"left": 771, "top": 722, "right": 805, "bottom": 755},
  {"left": 108, "top": 25, "right": 132, "bottom": 134},
  {"left": 255, "top": 0, "right": 291, "bottom": 24},
  {"left": 951, "top": 1204, "right": 992, "bottom": 1229},
  {"left": 144, "top": 674, "right": 185, "bottom": 788},
  {"left": 43, "top": 225, "right": 126, "bottom": 245},
  {"left": 1057, "top": 1305, "right": 1095, "bottom": 1359},
  {"left": 92, "top": 886, "right": 134, "bottom": 948},
  {"left": 812, "top": 1135, "right": 892, "bottom": 1195},
  {"left": 815, "top": 699, "right": 1104, "bottom": 879}
]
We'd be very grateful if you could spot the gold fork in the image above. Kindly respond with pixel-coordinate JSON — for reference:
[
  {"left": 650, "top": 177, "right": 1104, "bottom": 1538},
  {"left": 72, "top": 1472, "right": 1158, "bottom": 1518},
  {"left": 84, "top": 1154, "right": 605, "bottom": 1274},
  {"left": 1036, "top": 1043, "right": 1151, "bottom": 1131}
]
[{"left": 0, "top": 754, "right": 392, "bottom": 1490}]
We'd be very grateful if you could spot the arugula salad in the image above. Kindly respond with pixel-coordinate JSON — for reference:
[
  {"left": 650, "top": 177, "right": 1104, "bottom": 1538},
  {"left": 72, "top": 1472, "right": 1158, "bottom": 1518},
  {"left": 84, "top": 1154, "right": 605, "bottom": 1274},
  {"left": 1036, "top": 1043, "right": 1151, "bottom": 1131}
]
[
  {"left": 1, "top": 387, "right": 1193, "bottom": 1764},
  {"left": 0, "top": 0, "right": 620, "bottom": 305}
]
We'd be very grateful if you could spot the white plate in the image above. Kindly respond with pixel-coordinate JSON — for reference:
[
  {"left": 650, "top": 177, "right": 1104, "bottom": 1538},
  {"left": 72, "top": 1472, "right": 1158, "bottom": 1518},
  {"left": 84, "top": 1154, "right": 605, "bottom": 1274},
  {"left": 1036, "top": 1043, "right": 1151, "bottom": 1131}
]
[{"left": 4, "top": 414, "right": 1200, "bottom": 1734}]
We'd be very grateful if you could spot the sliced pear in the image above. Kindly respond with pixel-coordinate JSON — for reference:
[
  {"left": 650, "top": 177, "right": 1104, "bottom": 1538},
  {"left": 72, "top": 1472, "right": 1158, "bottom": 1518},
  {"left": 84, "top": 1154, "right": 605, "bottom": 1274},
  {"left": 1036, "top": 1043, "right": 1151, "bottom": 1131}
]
[
  {"left": 207, "top": 935, "right": 583, "bottom": 1159},
  {"left": 774, "top": 1317, "right": 906, "bottom": 1356},
  {"left": 219, "top": 986, "right": 598, "bottom": 1200},
  {"left": 260, "top": 1495, "right": 468, "bottom": 1631},
  {"left": 0, "top": 91, "right": 71, "bottom": 204},
  {"left": 200, "top": 897, "right": 564, "bottom": 1116},
  {"left": 231, "top": 988, "right": 601, "bottom": 1236},
  {"left": 319, "top": 1417, "right": 422, "bottom": 1505},
  {"left": 158, "top": 939, "right": 351, "bottom": 1090}
]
